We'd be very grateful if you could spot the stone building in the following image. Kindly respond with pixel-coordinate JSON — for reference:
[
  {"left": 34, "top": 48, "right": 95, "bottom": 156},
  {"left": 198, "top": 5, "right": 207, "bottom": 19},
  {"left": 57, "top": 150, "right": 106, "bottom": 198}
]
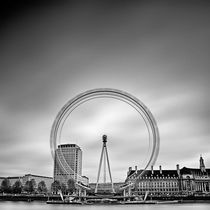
[
  {"left": 126, "top": 165, "right": 180, "bottom": 195},
  {"left": 126, "top": 156, "right": 210, "bottom": 195},
  {"left": 22, "top": 174, "right": 53, "bottom": 192},
  {"left": 180, "top": 156, "right": 210, "bottom": 193},
  {"left": 0, "top": 174, "right": 53, "bottom": 192},
  {"left": 3, "top": 176, "right": 22, "bottom": 186}
]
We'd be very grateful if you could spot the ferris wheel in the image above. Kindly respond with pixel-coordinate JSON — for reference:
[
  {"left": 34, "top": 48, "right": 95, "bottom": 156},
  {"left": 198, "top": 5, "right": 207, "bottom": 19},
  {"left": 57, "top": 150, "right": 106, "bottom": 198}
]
[{"left": 50, "top": 88, "right": 160, "bottom": 187}]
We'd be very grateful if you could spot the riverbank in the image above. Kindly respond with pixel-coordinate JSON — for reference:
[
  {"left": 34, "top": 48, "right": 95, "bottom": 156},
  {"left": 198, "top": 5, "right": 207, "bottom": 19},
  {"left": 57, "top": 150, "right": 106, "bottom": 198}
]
[
  {"left": 0, "top": 194, "right": 60, "bottom": 202},
  {"left": 0, "top": 194, "right": 210, "bottom": 203}
]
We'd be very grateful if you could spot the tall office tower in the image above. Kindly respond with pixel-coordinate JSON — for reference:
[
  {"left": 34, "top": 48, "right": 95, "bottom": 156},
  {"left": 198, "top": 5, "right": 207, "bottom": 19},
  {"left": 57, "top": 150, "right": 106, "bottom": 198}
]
[{"left": 54, "top": 144, "right": 82, "bottom": 186}]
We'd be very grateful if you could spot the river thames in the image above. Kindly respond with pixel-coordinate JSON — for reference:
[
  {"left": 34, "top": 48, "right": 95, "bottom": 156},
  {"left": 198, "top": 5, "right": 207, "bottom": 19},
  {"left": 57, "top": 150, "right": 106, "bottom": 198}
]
[{"left": 0, "top": 201, "right": 209, "bottom": 210}]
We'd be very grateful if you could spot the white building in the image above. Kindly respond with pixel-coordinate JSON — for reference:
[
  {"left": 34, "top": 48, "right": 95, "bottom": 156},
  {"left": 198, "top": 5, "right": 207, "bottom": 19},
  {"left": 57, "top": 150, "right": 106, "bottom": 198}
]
[{"left": 54, "top": 144, "right": 83, "bottom": 185}]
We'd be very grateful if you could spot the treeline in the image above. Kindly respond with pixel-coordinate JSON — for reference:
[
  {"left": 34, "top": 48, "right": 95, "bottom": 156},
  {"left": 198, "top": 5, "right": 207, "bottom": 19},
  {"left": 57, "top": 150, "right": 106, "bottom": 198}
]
[
  {"left": 0, "top": 178, "right": 47, "bottom": 194},
  {"left": 51, "top": 179, "right": 76, "bottom": 194},
  {"left": 0, "top": 178, "right": 76, "bottom": 194}
]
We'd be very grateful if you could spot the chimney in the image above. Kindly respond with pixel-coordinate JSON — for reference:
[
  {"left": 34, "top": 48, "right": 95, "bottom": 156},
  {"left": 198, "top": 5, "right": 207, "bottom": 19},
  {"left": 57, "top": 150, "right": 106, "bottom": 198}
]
[
  {"left": 151, "top": 165, "right": 154, "bottom": 174},
  {"left": 176, "top": 164, "right": 180, "bottom": 177},
  {"left": 159, "top": 165, "right": 162, "bottom": 174},
  {"left": 127, "top": 167, "right": 132, "bottom": 176},
  {"left": 135, "top": 166, "right": 138, "bottom": 173}
]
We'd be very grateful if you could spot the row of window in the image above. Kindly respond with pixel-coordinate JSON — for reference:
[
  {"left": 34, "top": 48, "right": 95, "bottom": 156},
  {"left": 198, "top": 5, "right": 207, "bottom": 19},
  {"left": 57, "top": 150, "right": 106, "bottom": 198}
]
[
  {"left": 137, "top": 188, "right": 179, "bottom": 192},
  {"left": 138, "top": 182, "right": 178, "bottom": 187},
  {"left": 135, "top": 176, "right": 178, "bottom": 180}
]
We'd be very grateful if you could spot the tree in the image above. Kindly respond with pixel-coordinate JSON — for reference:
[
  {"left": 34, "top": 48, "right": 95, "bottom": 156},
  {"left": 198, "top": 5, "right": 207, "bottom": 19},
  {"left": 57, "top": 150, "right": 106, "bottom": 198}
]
[
  {"left": 37, "top": 181, "right": 47, "bottom": 194},
  {"left": 24, "top": 181, "right": 29, "bottom": 193},
  {"left": 12, "top": 180, "right": 22, "bottom": 194},
  {"left": 61, "top": 183, "right": 67, "bottom": 194},
  {"left": 1, "top": 178, "right": 11, "bottom": 193},
  {"left": 24, "top": 179, "right": 36, "bottom": 193},
  {"left": 67, "top": 178, "right": 76, "bottom": 194},
  {"left": 51, "top": 180, "right": 61, "bottom": 194}
]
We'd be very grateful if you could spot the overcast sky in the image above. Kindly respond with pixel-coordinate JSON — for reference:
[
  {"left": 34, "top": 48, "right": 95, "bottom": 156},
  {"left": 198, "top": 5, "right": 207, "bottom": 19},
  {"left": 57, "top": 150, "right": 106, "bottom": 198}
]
[{"left": 0, "top": 0, "right": 210, "bottom": 183}]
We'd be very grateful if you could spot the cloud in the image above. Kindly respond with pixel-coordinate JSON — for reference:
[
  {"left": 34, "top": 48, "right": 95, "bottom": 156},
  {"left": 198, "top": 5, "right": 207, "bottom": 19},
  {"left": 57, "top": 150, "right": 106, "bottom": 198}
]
[{"left": 0, "top": 0, "right": 210, "bottom": 182}]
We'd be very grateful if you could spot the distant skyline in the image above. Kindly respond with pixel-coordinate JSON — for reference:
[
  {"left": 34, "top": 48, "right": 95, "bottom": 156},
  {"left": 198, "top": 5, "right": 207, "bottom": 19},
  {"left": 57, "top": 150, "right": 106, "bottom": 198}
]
[{"left": 0, "top": 0, "right": 210, "bottom": 183}]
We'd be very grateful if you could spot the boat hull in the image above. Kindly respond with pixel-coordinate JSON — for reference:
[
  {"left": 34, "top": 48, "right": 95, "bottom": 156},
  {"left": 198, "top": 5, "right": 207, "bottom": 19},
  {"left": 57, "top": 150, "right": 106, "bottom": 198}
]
[{"left": 46, "top": 200, "right": 82, "bottom": 204}]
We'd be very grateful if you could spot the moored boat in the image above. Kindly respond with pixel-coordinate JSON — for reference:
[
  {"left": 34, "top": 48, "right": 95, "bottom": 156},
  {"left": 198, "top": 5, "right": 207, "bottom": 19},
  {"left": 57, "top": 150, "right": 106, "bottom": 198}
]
[
  {"left": 46, "top": 200, "right": 82, "bottom": 204},
  {"left": 156, "top": 200, "right": 181, "bottom": 204}
]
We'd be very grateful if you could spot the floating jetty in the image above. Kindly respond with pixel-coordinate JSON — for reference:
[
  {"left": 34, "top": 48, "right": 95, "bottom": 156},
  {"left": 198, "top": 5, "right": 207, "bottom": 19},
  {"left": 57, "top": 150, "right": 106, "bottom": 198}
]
[
  {"left": 46, "top": 193, "right": 182, "bottom": 205},
  {"left": 121, "top": 200, "right": 181, "bottom": 204},
  {"left": 46, "top": 199, "right": 181, "bottom": 205},
  {"left": 46, "top": 200, "right": 82, "bottom": 205}
]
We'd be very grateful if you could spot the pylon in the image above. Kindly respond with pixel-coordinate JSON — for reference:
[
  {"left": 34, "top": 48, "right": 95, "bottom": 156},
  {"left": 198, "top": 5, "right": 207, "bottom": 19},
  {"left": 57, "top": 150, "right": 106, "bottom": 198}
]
[{"left": 95, "top": 135, "right": 115, "bottom": 193}]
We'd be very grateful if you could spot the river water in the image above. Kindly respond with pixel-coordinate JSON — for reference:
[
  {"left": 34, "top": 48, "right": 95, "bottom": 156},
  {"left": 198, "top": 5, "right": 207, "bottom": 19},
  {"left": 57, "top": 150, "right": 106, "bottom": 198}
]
[{"left": 0, "top": 201, "right": 209, "bottom": 210}]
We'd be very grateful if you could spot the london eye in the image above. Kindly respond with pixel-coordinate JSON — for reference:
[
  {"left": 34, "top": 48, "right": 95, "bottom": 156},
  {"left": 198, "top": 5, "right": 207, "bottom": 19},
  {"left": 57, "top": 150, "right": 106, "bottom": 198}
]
[{"left": 50, "top": 88, "right": 160, "bottom": 188}]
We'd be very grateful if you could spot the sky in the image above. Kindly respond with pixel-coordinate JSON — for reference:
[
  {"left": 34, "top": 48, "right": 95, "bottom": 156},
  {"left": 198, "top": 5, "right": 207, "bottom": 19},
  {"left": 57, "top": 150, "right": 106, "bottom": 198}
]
[{"left": 0, "top": 0, "right": 210, "bottom": 183}]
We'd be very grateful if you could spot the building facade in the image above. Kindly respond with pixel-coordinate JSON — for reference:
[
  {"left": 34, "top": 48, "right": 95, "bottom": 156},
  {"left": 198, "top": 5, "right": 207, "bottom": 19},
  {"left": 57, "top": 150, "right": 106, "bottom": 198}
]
[
  {"left": 126, "top": 156, "right": 210, "bottom": 195},
  {"left": 126, "top": 165, "right": 180, "bottom": 195},
  {"left": 4, "top": 176, "right": 22, "bottom": 186},
  {"left": 22, "top": 174, "right": 53, "bottom": 192},
  {"left": 54, "top": 144, "right": 83, "bottom": 185},
  {"left": 180, "top": 156, "right": 210, "bottom": 193},
  {"left": 0, "top": 174, "right": 53, "bottom": 192}
]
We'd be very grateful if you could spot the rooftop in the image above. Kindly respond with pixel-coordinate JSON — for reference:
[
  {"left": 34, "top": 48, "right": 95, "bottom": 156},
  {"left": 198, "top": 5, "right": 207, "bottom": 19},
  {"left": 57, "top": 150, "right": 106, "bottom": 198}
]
[
  {"left": 58, "top": 144, "right": 81, "bottom": 149},
  {"left": 180, "top": 167, "right": 210, "bottom": 175},
  {"left": 24, "top": 174, "right": 53, "bottom": 179},
  {"left": 127, "top": 166, "right": 210, "bottom": 180},
  {"left": 128, "top": 169, "right": 179, "bottom": 179}
]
